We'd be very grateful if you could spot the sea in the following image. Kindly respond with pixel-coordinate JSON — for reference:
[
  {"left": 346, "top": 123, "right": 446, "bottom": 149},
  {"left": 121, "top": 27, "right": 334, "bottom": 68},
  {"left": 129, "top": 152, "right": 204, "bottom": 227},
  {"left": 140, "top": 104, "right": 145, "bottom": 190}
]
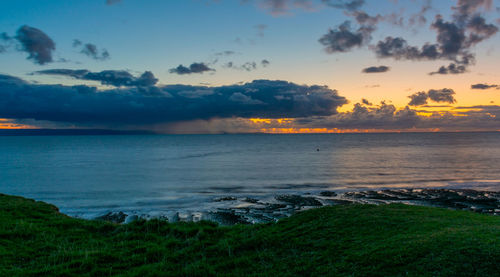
[{"left": 1, "top": 132, "right": 500, "bottom": 218}]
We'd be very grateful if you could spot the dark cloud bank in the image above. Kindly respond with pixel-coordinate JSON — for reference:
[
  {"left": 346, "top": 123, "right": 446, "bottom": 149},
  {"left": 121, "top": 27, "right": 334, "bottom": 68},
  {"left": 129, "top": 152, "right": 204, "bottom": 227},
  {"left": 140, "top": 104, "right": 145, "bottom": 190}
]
[
  {"left": 0, "top": 74, "right": 347, "bottom": 126},
  {"left": 35, "top": 69, "right": 158, "bottom": 87},
  {"left": 2, "top": 73, "right": 500, "bottom": 132}
]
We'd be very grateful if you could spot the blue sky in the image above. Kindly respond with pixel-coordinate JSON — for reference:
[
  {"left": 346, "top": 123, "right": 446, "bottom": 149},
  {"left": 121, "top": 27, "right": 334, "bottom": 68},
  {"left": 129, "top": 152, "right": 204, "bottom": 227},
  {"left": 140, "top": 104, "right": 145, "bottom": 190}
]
[{"left": 1, "top": 0, "right": 500, "bottom": 132}]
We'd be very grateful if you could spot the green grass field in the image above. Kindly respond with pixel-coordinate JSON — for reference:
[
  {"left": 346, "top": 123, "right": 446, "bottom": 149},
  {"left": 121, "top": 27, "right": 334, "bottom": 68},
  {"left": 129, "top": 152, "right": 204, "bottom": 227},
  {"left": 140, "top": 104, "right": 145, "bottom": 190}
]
[{"left": 1, "top": 193, "right": 499, "bottom": 276}]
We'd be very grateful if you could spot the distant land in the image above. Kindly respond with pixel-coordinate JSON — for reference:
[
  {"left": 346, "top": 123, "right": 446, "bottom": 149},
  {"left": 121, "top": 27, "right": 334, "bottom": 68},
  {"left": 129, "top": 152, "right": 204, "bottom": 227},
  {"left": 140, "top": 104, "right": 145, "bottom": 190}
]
[{"left": 0, "top": 129, "right": 155, "bottom": 136}]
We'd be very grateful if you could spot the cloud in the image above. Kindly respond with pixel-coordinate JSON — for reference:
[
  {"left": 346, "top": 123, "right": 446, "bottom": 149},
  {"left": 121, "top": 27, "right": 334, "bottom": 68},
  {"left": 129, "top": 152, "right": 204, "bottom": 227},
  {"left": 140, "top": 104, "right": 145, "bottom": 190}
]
[
  {"left": 321, "top": 0, "right": 364, "bottom": 11},
  {"left": 361, "top": 98, "right": 372, "bottom": 105},
  {"left": 169, "top": 63, "right": 215, "bottom": 75},
  {"left": 300, "top": 101, "right": 420, "bottom": 130},
  {"left": 224, "top": 60, "right": 270, "bottom": 71},
  {"left": 73, "top": 40, "right": 110, "bottom": 61},
  {"left": 295, "top": 102, "right": 500, "bottom": 132},
  {"left": 0, "top": 74, "right": 347, "bottom": 126},
  {"left": 471, "top": 83, "right": 498, "bottom": 89},
  {"left": 408, "top": 91, "right": 429, "bottom": 106},
  {"left": 408, "top": 88, "right": 456, "bottom": 106},
  {"left": 373, "top": 2, "right": 498, "bottom": 75},
  {"left": 429, "top": 63, "right": 467, "bottom": 75},
  {"left": 318, "top": 21, "right": 367, "bottom": 53},
  {"left": 362, "top": 65, "right": 389, "bottom": 73},
  {"left": 215, "top": 50, "right": 236, "bottom": 56},
  {"left": 252, "top": 0, "right": 315, "bottom": 15},
  {"left": 428, "top": 88, "right": 456, "bottom": 104},
  {"left": 35, "top": 69, "right": 158, "bottom": 87},
  {"left": 15, "top": 25, "right": 56, "bottom": 65}
]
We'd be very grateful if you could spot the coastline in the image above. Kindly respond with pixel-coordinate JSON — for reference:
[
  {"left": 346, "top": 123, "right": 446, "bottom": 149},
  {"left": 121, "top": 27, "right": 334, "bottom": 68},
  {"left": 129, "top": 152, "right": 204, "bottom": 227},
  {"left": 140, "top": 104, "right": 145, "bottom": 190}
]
[
  {"left": 82, "top": 188, "right": 500, "bottom": 225},
  {"left": 1, "top": 193, "right": 499, "bottom": 276}
]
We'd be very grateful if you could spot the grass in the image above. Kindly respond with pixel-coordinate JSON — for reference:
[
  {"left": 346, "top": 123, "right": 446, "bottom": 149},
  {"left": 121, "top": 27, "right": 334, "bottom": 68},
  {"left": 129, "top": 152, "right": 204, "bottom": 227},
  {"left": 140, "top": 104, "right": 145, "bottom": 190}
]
[{"left": 1, "top": 194, "right": 500, "bottom": 276}]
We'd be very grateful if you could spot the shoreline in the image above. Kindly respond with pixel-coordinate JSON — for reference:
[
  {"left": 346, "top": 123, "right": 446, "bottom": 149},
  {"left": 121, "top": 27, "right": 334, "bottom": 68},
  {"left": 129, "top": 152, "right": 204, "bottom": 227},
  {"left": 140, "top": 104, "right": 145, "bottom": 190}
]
[
  {"left": 83, "top": 188, "right": 500, "bottom": 225},
  {"left": 2, "top": 193, "right": 500, "bottom": 276}
]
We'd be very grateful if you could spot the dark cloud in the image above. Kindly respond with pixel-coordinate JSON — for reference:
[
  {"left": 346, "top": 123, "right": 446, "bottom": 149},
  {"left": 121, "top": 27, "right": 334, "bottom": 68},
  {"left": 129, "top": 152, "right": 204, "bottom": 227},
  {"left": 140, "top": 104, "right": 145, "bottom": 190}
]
[
  {"left": 429, "top": 63, "right": 467, "bottom": 75},
  {"left": 428, "top": 88, "right": 456, "bottom": 104},
  {"left": 299, "top": 102, "right": 500, "bottom": 132},
  {"left": 169, "top": 63, "right": 215, "bottom": 75},
  {"left": 15, "top": 25, "right": 55, "bottom": 65},
  {"left": 471, "top": 83, "right": 498, "bottom": 89},
  {"left": 73, "top": 40, "right": 110, "bottom": 61},
  {"left": 361, "top": 98, "right": 372, "bottom": 105},
  {"left": 0, "top": 74, "right": 347, "bottom": 126},
  {"left": 373, "top": 1, "right": 498, "bottom": 75},
  {"left": 35, "top": 69, "right": 158, "bottom": 87},
  {"left": 362, "top": 65, "right": 389, "bottom": 73},
  {"left": 303, "top": 102, "right": 419, "bottom": 130},
  {"left": 408, "top": 88, "right": 456, "bottom": 106},
  {"left": 408, "top": 91, "right": 429, "bottom": 106},
  {"left": 374, "top": 36, "right": 440, "bottom": 61},
  {"left": 319, "top": 21, "right": 367, "bottom": 53}
]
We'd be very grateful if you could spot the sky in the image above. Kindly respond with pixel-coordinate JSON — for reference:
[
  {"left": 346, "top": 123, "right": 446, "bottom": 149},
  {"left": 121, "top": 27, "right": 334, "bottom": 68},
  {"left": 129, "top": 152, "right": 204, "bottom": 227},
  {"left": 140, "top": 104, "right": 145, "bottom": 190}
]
[{"left": 1, "top": 0, "right": 500, "bottom": 133}]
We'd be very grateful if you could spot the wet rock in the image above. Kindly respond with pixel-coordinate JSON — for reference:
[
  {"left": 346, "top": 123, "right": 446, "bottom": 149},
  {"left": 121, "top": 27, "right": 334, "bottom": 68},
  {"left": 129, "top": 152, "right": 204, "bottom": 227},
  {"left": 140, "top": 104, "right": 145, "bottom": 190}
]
[
  {"left": 319, "top": 191, "right": 337, "bottom": 197},
  {"left": 124, "top": 214, "right": 139, "bottom": 224},
  {"left": 95, "top": 211, "right": 127, "bottom": 224},
  {"left": 242, "top": 197, "right": 260, "bottom": 204},
  {"left": 213, "top": 196, "right": 237, "bottom": 202},
  {"left": 275, "top": 195, "right": 322, "bottom": 207},
  {"left": 208, "top": 211, "right": 250, "bottom": 225}
]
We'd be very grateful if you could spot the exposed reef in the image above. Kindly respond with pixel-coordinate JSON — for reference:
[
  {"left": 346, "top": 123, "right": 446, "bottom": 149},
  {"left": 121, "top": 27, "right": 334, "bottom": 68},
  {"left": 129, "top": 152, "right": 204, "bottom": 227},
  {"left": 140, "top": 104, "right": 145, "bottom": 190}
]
[{"left": 94, "top": 189, "right": 500, "bottom": 225}]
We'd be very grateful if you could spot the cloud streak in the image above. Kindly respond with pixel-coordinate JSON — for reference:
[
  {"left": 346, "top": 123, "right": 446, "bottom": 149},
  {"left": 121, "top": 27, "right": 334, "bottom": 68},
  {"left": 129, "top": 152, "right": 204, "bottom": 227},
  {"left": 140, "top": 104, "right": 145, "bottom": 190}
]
[
  {"left": 35, "top": 69, "right": 158, "bottom": 87},
  {"left": 362, "top": 65, "right": 389, "bottom": 73},
  {"left": 73, "top": 40, "right": 110, "bottom": 61},
  {"left": 169, "top": 63, "right": 215, "bottom": 75}
]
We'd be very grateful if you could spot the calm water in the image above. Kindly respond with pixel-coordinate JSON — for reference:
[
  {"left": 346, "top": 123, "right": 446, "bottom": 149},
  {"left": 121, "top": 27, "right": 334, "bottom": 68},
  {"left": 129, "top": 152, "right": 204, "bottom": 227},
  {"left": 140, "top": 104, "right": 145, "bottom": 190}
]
[{"left": 1, "top": 132, "right": 500, "bottom": 218}]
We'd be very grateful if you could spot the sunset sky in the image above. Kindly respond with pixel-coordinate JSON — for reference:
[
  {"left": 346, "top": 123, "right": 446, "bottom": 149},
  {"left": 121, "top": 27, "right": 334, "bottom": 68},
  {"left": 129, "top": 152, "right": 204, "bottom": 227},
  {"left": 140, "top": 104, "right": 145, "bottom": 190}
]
[{"left": 1, "top": 0, "right": 500, "bottom": 133}]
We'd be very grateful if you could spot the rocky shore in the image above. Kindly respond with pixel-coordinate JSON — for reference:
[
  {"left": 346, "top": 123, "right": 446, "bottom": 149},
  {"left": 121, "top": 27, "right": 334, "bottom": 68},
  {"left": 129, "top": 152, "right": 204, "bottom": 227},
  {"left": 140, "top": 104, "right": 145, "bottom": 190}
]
[{"left": 95, "top": 188, "right": 500, "bottom": 225}]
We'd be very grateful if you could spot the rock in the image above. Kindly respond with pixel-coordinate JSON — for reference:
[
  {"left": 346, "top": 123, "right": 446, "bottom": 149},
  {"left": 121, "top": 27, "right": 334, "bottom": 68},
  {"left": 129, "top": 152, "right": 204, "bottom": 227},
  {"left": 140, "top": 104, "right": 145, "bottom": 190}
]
[
  {"left": 124, "top": 214, "right": 139, "bottom": 224},
  {"left": 208, "top": 211, "right": 249, "bottom": 225},
  {"left": 242, "top": 197, "right": 260, "bottom": 204},
  {"left": 319, "top": 191, "right": 337, "bottom": 197},
  {"left": 213, "top": 196, "right": 237, "bottom": 202},
  {"left": 95, "top": 211, "right": 127, "bottom": 224},
  {"left": 275, "top": 195, "right": 322, "bottom": 207}
]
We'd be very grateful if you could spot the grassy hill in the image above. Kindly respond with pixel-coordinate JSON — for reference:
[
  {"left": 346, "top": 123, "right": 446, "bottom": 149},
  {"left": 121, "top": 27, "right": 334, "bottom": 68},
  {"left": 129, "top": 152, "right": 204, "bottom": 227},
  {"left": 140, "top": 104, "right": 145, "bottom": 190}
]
[{"left": 1, "top": 193, "right": 499, "bottom": 276}]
